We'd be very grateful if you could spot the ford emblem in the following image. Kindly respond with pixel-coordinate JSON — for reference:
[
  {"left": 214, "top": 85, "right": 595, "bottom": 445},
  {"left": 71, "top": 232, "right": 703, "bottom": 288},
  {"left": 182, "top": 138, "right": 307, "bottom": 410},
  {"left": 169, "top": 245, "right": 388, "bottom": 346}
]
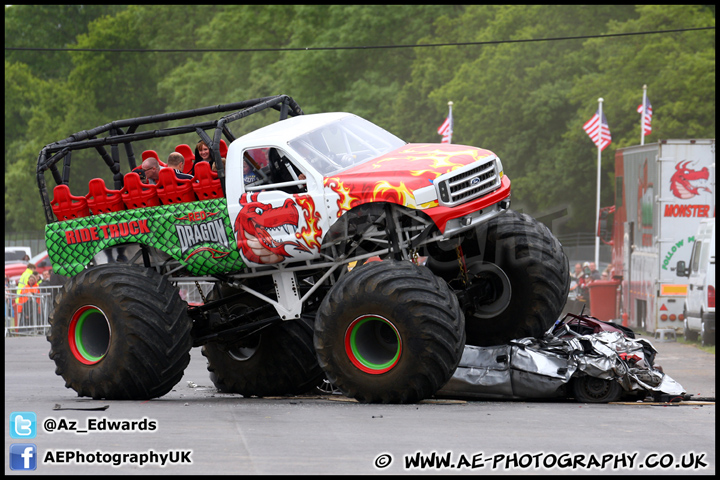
[{"left": 470, "top": 177, "right": 480, "bottom": 186}]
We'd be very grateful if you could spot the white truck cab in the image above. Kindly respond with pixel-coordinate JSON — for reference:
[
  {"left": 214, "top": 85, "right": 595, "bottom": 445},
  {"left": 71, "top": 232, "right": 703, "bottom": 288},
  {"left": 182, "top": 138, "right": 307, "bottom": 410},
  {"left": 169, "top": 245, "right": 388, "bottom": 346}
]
[
  {"left": 5, "top": 246, "right": 32, "bottom": 263},
  {"left": 677, "top": 218, "right": 715, "bottom": 345}
]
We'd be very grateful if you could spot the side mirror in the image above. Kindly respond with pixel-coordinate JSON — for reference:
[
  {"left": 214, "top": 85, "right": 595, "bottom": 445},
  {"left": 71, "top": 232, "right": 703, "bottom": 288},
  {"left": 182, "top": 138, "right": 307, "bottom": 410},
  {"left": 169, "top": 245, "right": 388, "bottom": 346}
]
[{"left": 675, "top": 260, "right": 688, "bottom": 277}]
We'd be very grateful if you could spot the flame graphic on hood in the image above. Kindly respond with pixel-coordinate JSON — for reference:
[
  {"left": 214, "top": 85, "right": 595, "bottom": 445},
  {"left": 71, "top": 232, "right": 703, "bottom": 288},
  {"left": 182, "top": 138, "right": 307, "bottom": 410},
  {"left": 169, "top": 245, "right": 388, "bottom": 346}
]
[
  {"left": 325, "top": 177, "right": 418, "bottom": 215},
  {"left": 324, "top": 177, "right": 358, "bottom": 217},
  {"left": 370, "top": 145, "right": 491, "bottom": 178},
  {"left": 373, "top": 180, "right": 415, "bottom": 208},
  {"left": 324, "top": 143, "right": 497, "bottom": 216},
  {"left": 295, "top": 195, "right": 323, "bottom": 251}
]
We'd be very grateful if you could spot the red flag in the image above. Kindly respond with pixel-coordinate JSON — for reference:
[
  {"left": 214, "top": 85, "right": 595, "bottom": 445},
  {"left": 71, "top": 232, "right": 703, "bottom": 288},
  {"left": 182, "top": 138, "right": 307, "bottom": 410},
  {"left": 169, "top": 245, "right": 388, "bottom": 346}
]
[
  {"left": 437, "top": 111, "right": 453, "bottom": 144},
  {"left": 637, "top": 98, "right": 653, "bottom": 136},
  {"left": 583, "top": 110, "right": 612, "bottom": 151}
]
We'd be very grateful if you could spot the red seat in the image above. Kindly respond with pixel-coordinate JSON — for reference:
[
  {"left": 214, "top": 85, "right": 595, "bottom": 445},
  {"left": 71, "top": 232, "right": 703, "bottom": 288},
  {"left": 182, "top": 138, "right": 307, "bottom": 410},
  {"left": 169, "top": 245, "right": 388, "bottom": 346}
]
[
  {"left": 219, "top": 139, "right": 228, "bottom": 159},
  {"left": 86, "top": 178, "right": 125, "bottom": 215},
  {"left": 142, "top": 149, "right": 167, "bottom": 168},
  {"left": 175, "top": 145, "right": 195, "bottom": 174},
  {"left": 247, "top": 147, "right": 269, "bottom": 168},
  {"left": 121, "top": 172, "right": 161, "bottom": 209},
  {"left": 192, "top": 161, "right": 223, "bottom": 200},
  {"left": 156, "top": 168, "right": 197, "bottom": 205},
  {"left": 50, "top": 184, "right": 90, "bottom": 221}
]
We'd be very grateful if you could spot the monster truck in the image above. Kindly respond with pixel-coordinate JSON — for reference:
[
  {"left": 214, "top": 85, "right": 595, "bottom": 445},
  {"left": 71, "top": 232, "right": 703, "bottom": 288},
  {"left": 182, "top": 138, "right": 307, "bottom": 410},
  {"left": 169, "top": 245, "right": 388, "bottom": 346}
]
[{"left": 38, "top": 95, "right": 569, "bottom": 403}]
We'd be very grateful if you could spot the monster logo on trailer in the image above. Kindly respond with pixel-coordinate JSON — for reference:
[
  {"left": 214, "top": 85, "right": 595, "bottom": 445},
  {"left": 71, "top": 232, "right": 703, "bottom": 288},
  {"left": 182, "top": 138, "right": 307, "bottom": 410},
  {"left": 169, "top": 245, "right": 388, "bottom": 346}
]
[{"left": 670, "top": 161, "right": 711, "bottom": 200}]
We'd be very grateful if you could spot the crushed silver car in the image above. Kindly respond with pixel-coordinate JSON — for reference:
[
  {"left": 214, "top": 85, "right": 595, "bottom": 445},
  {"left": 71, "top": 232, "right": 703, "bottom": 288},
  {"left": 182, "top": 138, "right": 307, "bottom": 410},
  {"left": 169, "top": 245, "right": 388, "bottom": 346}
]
[{"left": 436, "top": 313, "right": 686, "bottom": 403}]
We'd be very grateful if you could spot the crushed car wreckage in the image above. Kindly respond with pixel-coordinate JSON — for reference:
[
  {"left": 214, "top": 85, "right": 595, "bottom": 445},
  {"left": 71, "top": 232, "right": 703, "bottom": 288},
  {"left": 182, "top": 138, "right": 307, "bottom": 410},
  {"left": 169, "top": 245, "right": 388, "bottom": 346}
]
[{"left": 436, "top": 313, "right": 686, "bottom": 403}]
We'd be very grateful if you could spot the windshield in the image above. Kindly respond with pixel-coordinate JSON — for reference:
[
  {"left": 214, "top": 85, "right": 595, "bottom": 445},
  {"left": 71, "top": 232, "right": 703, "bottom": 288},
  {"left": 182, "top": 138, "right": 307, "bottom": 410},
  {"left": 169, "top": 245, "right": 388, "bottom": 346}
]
[
  {"left": 5, "top": 251, "right": 28, "bottom": 263},
  {"left": 288, "top": 115, "right": 406, "bottom": 176}
]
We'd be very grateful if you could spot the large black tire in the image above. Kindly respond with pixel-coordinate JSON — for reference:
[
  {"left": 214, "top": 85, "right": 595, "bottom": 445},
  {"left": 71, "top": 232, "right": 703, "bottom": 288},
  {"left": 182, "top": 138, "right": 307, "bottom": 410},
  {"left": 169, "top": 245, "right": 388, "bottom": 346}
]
[
  {"left": 314, "top": 261, "right": 465, "bottom": 403},
  {"left": 571, "top": 375, "right": 623, "bottom": 403},
  {"left": 202, "top": 291, "right": 323, "bottom": 396},
  {"left": 683, "top": 313, "right": 699, "bottom": 342},
  {"left": 462, "top": 210, "right": 570, "bottom": 346},
  {"left": 47, "top": 265, "right": 192, "bottom": 400},
  {"left": 700, "top": 317, "right": 714, "bottom": 347}
]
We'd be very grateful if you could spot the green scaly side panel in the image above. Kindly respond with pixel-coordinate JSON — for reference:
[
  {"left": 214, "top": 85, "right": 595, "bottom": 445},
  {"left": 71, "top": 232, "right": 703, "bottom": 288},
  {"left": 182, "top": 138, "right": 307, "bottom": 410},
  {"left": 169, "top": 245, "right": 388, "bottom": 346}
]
[{"left": 45, "top": 198, "right": 246, "bottom": 277}]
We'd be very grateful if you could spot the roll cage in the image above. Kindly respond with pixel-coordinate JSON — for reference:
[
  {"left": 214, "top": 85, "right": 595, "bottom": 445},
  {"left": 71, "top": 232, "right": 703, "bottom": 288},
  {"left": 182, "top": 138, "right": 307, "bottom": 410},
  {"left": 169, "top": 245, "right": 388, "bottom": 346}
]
[{"left": 36, "top": 95, "right": 304, "bottom": 224}]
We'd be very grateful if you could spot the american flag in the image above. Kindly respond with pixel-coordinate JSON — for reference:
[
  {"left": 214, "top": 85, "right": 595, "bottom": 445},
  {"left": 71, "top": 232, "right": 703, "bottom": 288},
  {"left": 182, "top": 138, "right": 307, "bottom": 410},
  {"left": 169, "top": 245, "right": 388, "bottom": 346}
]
[
  {"left": 437, "top": 111, "right": 453, "bottom": 144},
  {"left": 637, "top": 97, "right": 653, "bottom": 136},
  {"left": 583, "top": 109, "right": 612, "bottom": 151}
]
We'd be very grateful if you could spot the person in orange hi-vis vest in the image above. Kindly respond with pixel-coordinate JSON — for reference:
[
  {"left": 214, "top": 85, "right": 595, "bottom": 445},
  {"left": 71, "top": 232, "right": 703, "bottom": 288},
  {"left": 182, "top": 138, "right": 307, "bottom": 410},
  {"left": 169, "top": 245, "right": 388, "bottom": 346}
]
[{"left": 16, "top": 274, "right": 41, "bottom": 328}]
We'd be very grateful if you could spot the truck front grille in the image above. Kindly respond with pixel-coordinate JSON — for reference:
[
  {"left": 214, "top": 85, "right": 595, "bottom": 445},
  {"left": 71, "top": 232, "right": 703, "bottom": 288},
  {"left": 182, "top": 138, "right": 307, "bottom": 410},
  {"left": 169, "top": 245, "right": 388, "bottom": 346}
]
[{"left": 435, "top": 157, "right": 500, "bottom": 207}]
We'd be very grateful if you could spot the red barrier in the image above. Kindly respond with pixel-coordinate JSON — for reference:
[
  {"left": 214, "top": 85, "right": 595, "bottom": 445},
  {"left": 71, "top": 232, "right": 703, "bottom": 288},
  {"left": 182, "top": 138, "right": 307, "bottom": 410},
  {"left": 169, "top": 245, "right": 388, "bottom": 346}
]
[{"left": 587, "top": 279, "right": 621, "bottom": 321}]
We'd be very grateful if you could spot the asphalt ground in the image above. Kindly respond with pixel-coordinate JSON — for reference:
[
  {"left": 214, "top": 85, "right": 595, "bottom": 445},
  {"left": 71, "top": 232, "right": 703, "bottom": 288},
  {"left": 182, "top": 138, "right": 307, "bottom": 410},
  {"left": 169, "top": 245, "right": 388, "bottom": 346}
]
[{"left": 4, "top": 334, "right": 715, "bottom": 475}]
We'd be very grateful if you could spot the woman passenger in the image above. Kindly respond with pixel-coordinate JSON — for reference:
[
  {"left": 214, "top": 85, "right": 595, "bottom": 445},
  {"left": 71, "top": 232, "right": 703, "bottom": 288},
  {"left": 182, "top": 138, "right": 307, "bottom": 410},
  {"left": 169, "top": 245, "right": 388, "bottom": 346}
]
[{"left": 193, "top": 140, "right": 213, "bottom": 173}]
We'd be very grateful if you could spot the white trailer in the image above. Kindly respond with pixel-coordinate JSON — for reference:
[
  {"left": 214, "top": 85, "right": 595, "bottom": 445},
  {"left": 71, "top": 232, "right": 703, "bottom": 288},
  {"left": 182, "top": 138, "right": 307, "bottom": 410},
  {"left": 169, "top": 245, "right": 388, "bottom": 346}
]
[{"left": 610, "top": 139, "right": 715, "bottom": 333}]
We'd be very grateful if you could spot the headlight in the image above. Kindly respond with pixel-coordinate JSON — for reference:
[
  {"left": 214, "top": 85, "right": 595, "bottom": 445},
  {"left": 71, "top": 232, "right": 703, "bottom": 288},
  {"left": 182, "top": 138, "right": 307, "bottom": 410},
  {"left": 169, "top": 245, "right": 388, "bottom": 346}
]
[{"left": 496, "top": 157, "right": 504, "bottom": 177}]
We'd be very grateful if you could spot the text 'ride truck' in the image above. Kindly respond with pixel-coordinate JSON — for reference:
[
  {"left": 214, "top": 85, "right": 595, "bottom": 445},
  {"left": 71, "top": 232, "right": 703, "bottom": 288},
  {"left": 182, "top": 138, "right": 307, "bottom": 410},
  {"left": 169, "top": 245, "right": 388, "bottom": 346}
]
[{"left": 38, "top": 95, "right": 569, "bottom": 403}]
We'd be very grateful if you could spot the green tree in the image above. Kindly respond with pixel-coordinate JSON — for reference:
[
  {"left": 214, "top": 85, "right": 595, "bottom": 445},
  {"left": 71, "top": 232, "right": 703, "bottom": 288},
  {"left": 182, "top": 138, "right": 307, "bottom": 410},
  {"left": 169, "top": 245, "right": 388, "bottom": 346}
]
[
  {"left": 393, "top": 5, "right": 714, "bottom": 232},
  {"left": 565, "top": 4, "right": 715, "bottom": 230},
  {"left": 395, "top": 6, "right": 637, "bottom": 231},
  {"left": 282, "top": 4, "right": 457, "bottom": 126},
  {"left": 390, "top": 7, "right": 490, "bottom": 143},
  {"left": 156, "top": 4, "right": 297, "bottom": 139},
  {"left": 157, "top": 5, "right": 456, "bottom": 130},
  {"left": 36, "top": 6, "right": 220, "bottom": 191},
  {"left": 5, "top": 5, "right": 126, "bottom": 159},
  {"left": 5, "top": 76, "right": 77, "bottom": 232},
  {"left": 4, "top": 5, "right": 715, "bottom": 236},
  {"left": 4, "top": 5, "right": 126, "bottom": 80},
  {"left": 573, "top": 4, "right": 715, "bottom": 146},
  {"left": 4, "top": 61, "right": 41, "bottom": 157}
]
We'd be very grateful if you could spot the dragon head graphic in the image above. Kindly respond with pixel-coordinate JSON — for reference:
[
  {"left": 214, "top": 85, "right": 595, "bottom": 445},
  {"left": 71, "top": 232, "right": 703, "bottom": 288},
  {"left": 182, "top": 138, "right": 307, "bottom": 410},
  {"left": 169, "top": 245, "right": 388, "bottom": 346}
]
[
  {"left": 234, "top": 192, "right": 309, "bottom": 264},
  {"left": 670, "top": 161, "right": 711, "bottom": 199}
]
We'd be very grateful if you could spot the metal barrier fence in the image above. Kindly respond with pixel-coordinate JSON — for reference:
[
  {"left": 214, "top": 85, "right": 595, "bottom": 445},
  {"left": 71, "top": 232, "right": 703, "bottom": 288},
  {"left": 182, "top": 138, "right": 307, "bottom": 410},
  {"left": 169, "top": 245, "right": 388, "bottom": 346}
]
[
  {"left": 4, "top": 285, "right": 61, "bottom": 337},
  {"left": 4, "top": 282, "right": 213, "bottom": 337}
]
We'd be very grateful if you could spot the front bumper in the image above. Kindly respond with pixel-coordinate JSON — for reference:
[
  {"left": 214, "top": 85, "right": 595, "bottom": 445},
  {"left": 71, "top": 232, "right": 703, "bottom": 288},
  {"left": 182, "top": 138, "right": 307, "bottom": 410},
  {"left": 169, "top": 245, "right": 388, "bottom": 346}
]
[{"left": 423, "top": 175, "right": 511, "bottom": 236}]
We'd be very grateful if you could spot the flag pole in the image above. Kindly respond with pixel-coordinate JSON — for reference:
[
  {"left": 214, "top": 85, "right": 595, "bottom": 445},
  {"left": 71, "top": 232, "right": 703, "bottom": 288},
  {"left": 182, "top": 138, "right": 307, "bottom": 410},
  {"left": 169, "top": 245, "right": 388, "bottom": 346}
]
[
  {"left": 640, "top": 85, "right": 647, "bottom": 145},
  {"left": 595, "top": 97, "right": 603, "bottom": 268},
  {"left": 448, "top": 101, "right": 453, "bottom": 144}
]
